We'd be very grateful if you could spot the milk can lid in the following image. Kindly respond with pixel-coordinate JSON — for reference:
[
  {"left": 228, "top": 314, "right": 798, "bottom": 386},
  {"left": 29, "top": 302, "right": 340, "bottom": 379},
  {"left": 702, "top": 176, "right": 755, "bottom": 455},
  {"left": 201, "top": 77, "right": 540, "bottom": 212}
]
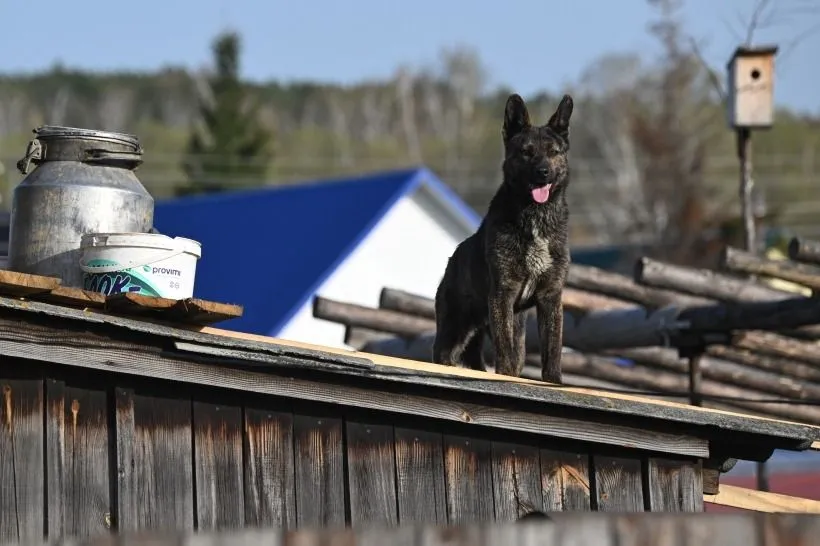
[{"left": 33, "top": 126, "right": 141, "bottom": 150}]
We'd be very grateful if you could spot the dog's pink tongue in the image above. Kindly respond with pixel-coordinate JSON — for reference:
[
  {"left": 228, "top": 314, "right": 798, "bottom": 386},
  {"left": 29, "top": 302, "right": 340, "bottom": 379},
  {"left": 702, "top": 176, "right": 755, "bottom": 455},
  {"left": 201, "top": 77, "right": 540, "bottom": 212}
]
[{"left": 531, "top": 186, "right": 551, "bottom": 203}]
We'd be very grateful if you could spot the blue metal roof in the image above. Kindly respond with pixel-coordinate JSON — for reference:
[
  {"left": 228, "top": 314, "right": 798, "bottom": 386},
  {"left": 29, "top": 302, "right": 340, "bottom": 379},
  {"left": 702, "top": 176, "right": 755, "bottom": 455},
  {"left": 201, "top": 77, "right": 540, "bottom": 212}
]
[{"left": 153, "top": 167, "right": 479, "bottom": 336}]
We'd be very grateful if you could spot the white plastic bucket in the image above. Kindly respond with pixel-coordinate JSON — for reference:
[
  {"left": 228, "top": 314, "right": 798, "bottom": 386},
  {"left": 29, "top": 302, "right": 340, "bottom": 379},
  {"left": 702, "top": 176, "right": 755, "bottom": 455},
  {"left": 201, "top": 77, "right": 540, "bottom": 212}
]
[{"left": 80, "top": 232, "right": 202, "bottom": 299}]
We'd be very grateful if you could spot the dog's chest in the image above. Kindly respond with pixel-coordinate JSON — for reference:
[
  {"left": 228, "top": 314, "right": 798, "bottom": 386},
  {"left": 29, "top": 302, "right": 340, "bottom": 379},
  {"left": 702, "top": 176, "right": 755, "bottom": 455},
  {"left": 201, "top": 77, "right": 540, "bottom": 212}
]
[
  {"left": 523, "top": 225, "right": 552, "bottom": 275},
  {"left": 518, "top": 226, "right": 553, "bottom": 303}
]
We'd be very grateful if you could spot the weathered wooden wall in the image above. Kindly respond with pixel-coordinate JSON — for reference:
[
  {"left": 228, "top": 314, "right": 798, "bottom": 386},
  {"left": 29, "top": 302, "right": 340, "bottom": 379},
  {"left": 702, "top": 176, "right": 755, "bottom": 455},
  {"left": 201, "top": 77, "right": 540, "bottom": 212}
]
[
  {"left": 0, "top": 357, "right": 703, "bottom": 543},
  {"left": 17, "top": 513, "right": 820, "bottom": 546}
]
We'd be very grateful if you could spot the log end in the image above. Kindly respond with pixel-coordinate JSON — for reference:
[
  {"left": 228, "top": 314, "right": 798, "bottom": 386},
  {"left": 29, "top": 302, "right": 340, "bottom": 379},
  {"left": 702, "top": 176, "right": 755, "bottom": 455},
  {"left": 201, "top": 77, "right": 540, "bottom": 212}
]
[
  {"left": 378, "top": 287, "right": 390, "bottom": 309},
  {"left": 312, "top": 295, "right": 331, "bottom": 319},
  {"left": 633, "top": 256, "right": 651, "bottom": 283},
  {"left": 718, "top": 245, "right": 734, "bottom": 269}
]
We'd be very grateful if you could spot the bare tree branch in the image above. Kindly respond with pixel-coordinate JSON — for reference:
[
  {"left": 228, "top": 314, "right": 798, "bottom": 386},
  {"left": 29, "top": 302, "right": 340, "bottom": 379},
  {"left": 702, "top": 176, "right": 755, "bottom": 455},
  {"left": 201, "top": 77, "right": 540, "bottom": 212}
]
[
  {"left": 688, "top": 37, "right": 726, "bottom": 102},
  {"left": 745, "top": 0, "right": 773, "bottom": 44},
  {"left": 720, "top": 11, "right": 745, "bottom": 43}
]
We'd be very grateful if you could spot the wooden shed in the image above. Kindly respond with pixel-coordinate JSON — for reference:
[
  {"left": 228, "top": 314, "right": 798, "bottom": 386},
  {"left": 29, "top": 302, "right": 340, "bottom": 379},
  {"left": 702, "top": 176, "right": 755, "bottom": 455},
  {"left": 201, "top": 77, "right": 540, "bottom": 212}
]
[{"left": 0, "top": 291, "right": 819, "bottom": 543}]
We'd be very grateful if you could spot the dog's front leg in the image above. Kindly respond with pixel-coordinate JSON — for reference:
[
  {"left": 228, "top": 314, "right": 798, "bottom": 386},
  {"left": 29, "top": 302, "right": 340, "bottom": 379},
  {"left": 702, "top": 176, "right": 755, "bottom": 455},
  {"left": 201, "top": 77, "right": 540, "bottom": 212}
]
[
  {"left": 536, "top": 291, "right": 563, "bottom": 384},
  {"left": 489, "top": 286, "right": 524, "bottom": 377}
]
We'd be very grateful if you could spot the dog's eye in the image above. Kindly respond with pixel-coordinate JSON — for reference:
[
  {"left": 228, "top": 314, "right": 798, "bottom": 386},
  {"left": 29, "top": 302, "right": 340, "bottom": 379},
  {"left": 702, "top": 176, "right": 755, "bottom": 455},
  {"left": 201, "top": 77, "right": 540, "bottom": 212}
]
[{"left": 521, "top": 145, "right": 535, "bottom": 158}]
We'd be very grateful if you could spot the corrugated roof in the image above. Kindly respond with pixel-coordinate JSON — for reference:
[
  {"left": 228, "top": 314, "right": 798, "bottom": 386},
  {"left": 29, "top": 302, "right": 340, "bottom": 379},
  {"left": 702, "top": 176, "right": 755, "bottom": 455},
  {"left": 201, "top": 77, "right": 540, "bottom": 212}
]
[{"left": 153, "top": 167, "right": 478, "bottom": 336}]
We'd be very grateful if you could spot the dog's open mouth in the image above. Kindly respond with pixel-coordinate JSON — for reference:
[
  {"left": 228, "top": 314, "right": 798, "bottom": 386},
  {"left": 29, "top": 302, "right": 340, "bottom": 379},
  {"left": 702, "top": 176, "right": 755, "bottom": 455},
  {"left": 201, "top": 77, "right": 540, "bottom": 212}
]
[{"left": 530, "top": 184, "right": 553, "bottom": 204}]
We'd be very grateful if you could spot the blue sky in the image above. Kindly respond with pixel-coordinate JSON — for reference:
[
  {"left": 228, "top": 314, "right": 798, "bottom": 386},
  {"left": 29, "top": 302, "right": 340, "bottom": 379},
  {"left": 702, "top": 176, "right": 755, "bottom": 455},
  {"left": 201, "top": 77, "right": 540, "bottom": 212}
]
[{"left": 2, "top": 0, "right": 818, "bottom": 114}]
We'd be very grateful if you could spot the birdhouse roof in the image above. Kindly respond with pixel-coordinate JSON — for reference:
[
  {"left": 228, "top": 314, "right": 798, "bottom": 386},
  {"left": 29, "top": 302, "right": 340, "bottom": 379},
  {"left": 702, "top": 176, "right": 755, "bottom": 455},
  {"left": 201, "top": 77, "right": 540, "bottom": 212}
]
[{"left": 727, "top": 44, "right": 779, "bottom": 67}]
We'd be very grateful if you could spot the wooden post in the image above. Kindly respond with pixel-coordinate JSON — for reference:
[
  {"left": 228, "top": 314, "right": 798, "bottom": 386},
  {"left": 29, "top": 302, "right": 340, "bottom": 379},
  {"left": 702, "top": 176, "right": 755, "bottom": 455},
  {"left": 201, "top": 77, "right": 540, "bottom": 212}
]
[
  {"left": 757, "top": 458, "right": 770, "bottom": 492},
  {"left": 737, "top": 127, "right": 756, "bottom": 253},
  {"left": 736, "top": 127, "right": 770, "bottom": 492}
]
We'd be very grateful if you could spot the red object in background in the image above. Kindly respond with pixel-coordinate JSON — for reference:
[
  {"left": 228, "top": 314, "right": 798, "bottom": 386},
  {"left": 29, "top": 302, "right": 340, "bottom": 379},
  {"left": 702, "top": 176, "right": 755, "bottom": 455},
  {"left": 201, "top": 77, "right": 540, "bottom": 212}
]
[{"left": 704, "top": 471, "right": 820, "bottom": 513}]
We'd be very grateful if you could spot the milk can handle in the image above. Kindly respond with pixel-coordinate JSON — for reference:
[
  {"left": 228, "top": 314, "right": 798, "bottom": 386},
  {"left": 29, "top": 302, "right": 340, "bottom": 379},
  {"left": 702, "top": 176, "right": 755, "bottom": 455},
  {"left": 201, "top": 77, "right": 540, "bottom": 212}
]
[
  {"left": 82, "top": 148, "right": 144, "bottom": 169},
  {"left": 16, "top": 138, "right": 42, "bottom": 174},
  {"left": 79, "top": 249, "right": 185, "bottom": 274}
]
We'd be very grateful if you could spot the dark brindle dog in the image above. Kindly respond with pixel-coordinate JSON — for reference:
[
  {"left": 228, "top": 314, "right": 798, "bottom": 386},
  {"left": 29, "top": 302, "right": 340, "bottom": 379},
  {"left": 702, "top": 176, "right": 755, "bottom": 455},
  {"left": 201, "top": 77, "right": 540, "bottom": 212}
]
[{"left": 432, "top": 93, "right": 573, "bottom": 383}]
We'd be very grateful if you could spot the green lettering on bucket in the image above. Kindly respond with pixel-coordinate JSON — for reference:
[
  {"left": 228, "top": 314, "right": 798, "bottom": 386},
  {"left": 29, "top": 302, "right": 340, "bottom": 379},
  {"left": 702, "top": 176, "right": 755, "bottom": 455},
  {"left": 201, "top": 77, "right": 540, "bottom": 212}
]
[{"left": 82, "top": 259, "right": 163, "bottom": 297}]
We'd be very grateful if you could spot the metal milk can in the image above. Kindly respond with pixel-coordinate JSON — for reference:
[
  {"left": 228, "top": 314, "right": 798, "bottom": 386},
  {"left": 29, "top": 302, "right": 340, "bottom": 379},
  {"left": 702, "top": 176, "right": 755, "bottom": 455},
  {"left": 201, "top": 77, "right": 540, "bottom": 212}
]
[{"left": 8, "top": 126, "right": 155, "bottom": 287}]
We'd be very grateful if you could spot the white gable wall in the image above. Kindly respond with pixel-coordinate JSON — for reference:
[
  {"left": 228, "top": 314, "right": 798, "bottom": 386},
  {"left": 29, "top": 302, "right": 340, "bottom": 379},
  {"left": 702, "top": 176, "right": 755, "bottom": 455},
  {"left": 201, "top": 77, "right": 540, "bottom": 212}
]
[{"left": 275, "top": 187, "right": 475, "bottom": 348}]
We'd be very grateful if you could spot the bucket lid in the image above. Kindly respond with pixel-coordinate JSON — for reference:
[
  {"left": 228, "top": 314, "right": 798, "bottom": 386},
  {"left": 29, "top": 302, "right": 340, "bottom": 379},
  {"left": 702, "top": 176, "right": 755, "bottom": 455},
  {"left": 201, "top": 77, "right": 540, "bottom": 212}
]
[
  {"left": 81, "top": 232, "right": 202, "bottom": 258},
  {"left": 33, "top": 126, "right": 140, "bottom": 150}
]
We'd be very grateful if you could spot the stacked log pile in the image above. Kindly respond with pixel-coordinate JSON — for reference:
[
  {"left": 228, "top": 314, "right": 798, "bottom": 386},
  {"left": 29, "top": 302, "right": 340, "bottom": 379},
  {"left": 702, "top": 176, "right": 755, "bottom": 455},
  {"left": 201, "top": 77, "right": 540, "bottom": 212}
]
[{"left": 312, "top": 237, "right": 820, "bottom": 426}]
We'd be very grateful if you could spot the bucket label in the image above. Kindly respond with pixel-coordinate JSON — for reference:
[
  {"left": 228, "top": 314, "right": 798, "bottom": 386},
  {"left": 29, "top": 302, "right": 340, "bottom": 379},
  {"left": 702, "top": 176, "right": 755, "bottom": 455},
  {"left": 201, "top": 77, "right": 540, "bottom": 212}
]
[
  {"left": 152, "top": 266, "right": 182, "bottom": 276},
  {"left": 82, "top": 259, "right": 164, "bottom": 297},
  {"left": 85, "top": 272, "right": 145, "bottom": 296}
]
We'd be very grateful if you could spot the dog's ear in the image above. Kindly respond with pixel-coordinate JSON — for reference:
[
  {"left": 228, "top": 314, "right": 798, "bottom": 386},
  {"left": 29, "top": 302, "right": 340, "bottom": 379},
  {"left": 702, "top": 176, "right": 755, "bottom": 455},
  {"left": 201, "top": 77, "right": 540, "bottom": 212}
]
[
  {"left": 503, "top": 94, "right": 531, "bottom": 142},
  {"left": 547, "top": 94, "right": 574, "bottom": 140}
]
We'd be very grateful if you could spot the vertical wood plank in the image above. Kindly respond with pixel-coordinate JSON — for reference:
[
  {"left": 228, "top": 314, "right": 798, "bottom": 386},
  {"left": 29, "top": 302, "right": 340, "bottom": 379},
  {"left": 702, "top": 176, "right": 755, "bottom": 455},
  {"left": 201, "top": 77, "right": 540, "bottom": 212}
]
[
  {"left": 243, "top": 408, "right": 296, "bottom": 529},
  {"left": 443, "top": 435, "right": 494, "bottom": 524},
  {"left": 114, "top": 387, "right": 136, "bottom": 533},
  {"left": 345, "top": 421, "right": 398, "bottom": 527},
  {"left": 127, "top": 393, "right": 194, "bottom": 531},
  {"left": 646, "top": 458, "right": 703, "bottom": 512},
  {"left": 0, "top": 379, "right": 44, "bottom": 543},
  {"left": 193, "top": 402, "right": 244, "bottom": 530},
  {"left": 46, "top": 381, "right": 111, "bottom": 538},
  {"left": 491, "top": 442, "right": 543, "bottom": 521},
  {"left": 393, "top": 428, "right": 446, "bottom": 525},
  {"left": 293, "top": 414, "right": 345, "bottom": 528},
  {"left": 593, "top": 455, "right": 645, "bottom": 512},
  {"left": 540, "top": 449, "right": 591, "bottom": 512},
  {"left": 65, "top": 386, "right": 111, "bottom": 537},
  {"left": 45, "top": 379, "right": 66, "bottom": 539}
]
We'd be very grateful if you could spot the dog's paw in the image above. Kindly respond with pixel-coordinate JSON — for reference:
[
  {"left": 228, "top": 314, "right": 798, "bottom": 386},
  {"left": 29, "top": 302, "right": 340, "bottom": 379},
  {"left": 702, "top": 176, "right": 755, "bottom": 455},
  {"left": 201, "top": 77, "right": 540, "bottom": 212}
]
[{"left": 541, "top": 369, "right": 563, "bottom": 385}]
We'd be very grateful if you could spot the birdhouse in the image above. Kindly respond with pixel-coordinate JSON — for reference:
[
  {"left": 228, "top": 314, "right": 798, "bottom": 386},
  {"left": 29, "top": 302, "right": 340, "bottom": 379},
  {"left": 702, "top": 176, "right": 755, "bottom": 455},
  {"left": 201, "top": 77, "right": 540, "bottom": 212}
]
[{"left": 726, "top": 45, "right": 778, "bottom": 129}]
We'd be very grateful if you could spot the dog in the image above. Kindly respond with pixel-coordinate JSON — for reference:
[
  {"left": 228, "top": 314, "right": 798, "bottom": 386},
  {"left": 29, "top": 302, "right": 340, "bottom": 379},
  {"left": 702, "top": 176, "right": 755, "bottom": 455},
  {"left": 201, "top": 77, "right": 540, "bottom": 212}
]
[{"left": 432, "top": 93, "right": 573, "bottom": 384}]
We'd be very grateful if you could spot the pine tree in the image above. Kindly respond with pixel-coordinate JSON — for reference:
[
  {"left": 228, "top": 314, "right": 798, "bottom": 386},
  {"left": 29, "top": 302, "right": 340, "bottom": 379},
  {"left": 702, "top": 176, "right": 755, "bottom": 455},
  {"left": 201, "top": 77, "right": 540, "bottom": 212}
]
[{"left": 178, "top": 31, "right": 273, "bottom": 196}]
